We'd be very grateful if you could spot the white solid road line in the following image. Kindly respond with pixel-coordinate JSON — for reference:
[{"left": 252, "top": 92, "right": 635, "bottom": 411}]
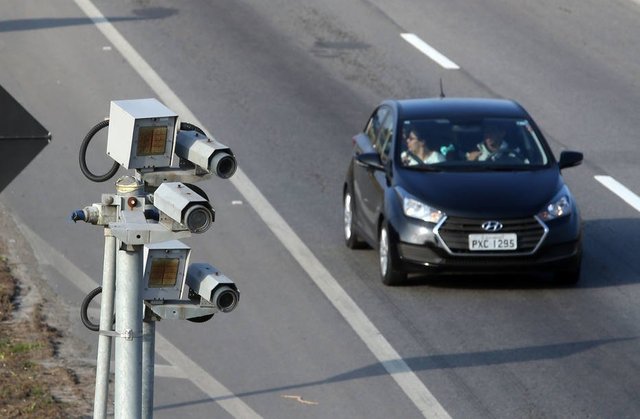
[
  {"left": 401, "top": 33, "right": 460, "bottom": 70},
  {"left": 595, "top": 176, "right": 640, "bottom": 212},
  {"left": 73, "top": 0, "right": 451, "bottom": 418},
  {"left": 231, "top": 170, "right": 452, "bottom": 419}
]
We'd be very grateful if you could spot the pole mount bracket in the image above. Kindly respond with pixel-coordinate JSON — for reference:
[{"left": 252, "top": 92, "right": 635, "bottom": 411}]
[{"left": 99, "top": 328, "right": 141, "bottom": 341}]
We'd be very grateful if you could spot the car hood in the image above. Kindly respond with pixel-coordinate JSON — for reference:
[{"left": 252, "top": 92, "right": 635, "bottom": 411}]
[{"left": 396, "top": 167, "right": 564, "bottom": 218}]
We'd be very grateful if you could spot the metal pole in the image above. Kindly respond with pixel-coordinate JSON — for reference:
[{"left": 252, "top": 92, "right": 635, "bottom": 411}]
[
  {"left": 142, "top": 309, "right": 156, "bottom": 419},
  {"left": 114, "top": 243, "right": 143, "bottom": 419},
  {"left": 93, "top": 230, "right": 117, "bottom": 419}
]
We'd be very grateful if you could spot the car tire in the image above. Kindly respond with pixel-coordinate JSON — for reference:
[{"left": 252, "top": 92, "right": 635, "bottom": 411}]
[
  {"left": 344, "top": 189, "right": 364, "bottom": 249},
  {"left": 379, "top": 222, "right": 406, "bottom": 286}
]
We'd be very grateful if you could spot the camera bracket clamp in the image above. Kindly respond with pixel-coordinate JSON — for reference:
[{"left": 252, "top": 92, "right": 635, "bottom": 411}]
[
  {"left": 144, "top": 299, "right": 217, "bottom": 321},
  {"left": 98, "top": 328, "right": 142, "bottom": 342}
]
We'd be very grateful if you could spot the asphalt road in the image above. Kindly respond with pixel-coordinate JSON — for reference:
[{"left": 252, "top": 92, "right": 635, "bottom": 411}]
[{"left": 2, "top": 0, "right": 640, "bottom": 417}]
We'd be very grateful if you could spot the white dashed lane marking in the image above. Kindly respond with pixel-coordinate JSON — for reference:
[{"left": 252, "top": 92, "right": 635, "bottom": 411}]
[
  {"left": 595, "top": 176, "right": 640, "bottom": 213},
  {"left": 401, "top": 33, "right": 460, "bottom": 70}
]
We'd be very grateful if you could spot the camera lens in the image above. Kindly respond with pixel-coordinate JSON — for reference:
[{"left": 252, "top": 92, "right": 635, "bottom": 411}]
[
  {"left": 213, "top": 287, "right": 239, "bottom": 313},
  {"left": 184, "top": 204, "right": 213, "bottom": 234},
  {"left": 211, "top": 152, "right": 237, "bottom": 179}
]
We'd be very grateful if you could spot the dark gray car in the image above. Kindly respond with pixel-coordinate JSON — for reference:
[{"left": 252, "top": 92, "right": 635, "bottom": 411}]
[{"left": 343, "top": 98, "right": 583, "bottom": 286}]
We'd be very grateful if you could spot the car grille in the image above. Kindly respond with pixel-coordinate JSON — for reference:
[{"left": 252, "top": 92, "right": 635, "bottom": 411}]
[{"left": 435, "top": 216, "right": 547, "bottom": 256}]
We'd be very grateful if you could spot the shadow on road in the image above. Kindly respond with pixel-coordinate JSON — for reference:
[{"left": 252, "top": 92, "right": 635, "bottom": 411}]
[
  {"left": 153, "top": 336, "right": 636, "bottom": 411},
  {"left": 399, "top": 218, "right": 640, "bottom": 290},
  {"left": 0, "top": 8, "right": 177, "bottom": 33}
]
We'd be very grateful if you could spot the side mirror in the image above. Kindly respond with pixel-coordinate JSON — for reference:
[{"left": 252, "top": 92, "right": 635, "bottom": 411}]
[
  {"left": 558, "top": 151, "right": 583, "bottom": 170},
  {"left": 355, "top": 152, "right": 385, "bottom": 171}
]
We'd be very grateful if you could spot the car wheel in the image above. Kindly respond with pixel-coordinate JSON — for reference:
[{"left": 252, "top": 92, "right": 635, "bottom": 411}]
[
  {"left": 344, "top": 190, "right": 364, "bottom": 249},
  {"left": 379, "top": 222, "right": 406, "bottom": 286}
]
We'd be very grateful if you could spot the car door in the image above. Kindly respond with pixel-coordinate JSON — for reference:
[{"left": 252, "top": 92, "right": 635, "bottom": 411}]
[{"left": 353, "top": 105, "right": 395, "bottom": 242}]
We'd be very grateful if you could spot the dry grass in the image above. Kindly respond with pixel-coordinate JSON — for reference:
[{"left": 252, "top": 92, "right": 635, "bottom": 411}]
[{"left": 0, "top": 254, "right": 92, "bottom": 418}]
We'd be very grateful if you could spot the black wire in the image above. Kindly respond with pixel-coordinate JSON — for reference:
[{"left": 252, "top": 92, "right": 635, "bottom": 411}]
[
  {"left": 80, "top": 286, "right": 103, "bottom": 331},
  {"left": 79, "top": 119, "right": 121, "bottom": 182}
]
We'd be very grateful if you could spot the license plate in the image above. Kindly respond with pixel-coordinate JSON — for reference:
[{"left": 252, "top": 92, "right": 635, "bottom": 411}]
[{"left": 468, "top": 233, "right": 517, "bottom": 251}]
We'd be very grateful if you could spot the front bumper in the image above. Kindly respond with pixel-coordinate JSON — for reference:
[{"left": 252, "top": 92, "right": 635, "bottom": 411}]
[
  {"left": 397, "top": 239, "right": 582, "bottom": 274},
  {"left": 390, "top": 211, "right": 582, "bottom": 274}
]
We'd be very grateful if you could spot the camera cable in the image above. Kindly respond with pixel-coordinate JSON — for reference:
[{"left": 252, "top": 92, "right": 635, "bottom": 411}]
[{"left": 79, "top": 119, "right": 121, "bottom": 182}]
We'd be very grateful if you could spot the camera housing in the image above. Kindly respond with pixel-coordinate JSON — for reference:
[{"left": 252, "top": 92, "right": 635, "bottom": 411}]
[
  {"left": 175, "top": 130, "right": 237, "bottom": 178},
  {"left": 142, "top": 240, "right": 191, "bottom": 301},
  {"left": 186, "top": 263, "right": 239, "bottom": 313},
  {"left": 106, "top": 99, "right": 178, "bottom": 169},
  {"left": 153, "top": 182, "right": 215, "bottom": 234}
]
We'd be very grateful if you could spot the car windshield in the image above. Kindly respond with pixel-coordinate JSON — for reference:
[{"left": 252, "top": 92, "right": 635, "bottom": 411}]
[{"left": 398, "top": 118, "right": 549, "bottom": 170}]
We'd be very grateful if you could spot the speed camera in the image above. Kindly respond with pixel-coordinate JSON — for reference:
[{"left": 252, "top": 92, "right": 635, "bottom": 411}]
[
  {"left": 106, "top": 98, "right": 178, "bottom": 169},
  {"left": 153, "top": 182, "right": 215, "bottom": 234},
  {"left": 175, "top": 129, "right": 237, "bottom": 178},
  {"left": 186, "top": 263, "right": 239, "bottom": 313},
  {"left": 142, "top": 240, "right": 191, "bottom": 301}
]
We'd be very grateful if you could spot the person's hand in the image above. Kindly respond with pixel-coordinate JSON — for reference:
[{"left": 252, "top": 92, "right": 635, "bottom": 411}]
[{"left": 466, "top": 150, "right": 481, "bottom": 161}]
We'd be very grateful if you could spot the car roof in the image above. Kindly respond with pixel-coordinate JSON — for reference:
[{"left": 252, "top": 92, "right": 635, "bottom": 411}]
[{"left": 386, "top": 98, "right": 530, "bottom": 120}]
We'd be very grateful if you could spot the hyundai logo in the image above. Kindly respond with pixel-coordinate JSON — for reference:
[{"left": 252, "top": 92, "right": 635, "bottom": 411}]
[{"left": 482, "top": 221, "right": 503, "bottom": 232}]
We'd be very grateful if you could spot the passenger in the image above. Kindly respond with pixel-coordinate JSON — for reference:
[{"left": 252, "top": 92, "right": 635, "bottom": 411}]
[{"left": 401, "top": 129, "right": 445, "bottom": 165}]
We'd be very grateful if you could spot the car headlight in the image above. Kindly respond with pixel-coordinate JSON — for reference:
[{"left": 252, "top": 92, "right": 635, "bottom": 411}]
[
  {"left": 539, "top": 189, "right": 572, "bottom": 221},
  {"left": 396, "top": 187, "right": 444, "bottom": 223}
]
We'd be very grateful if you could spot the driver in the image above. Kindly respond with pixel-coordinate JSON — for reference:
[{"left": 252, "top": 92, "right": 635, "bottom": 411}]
[{"left": 466, "top": 126, "right": 517, "bottom": 162}]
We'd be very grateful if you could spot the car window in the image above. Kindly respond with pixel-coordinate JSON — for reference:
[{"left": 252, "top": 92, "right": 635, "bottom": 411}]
[
  {"left": 398, "top": 118, "right": 549, "bottom": 169},
  {"left": 363, "top": 106, "right": 390, "bottom": 147},
  {"left": 377, "top": 113, "right": 394, "bottom": 163}
]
